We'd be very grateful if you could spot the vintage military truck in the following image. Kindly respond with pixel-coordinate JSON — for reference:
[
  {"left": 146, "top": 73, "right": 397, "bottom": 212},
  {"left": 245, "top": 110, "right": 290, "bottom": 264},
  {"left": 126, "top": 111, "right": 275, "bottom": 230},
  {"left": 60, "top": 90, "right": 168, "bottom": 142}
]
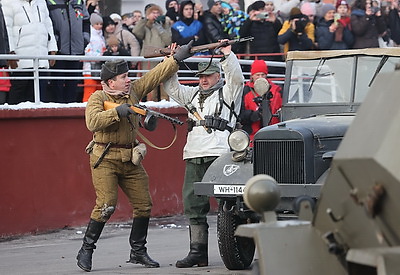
[
  {"left": 194, "top": 48, "right": 400, "bottom": 270},
  {"left": 237, "top": 64, "right": 400, "bottom": 275}
]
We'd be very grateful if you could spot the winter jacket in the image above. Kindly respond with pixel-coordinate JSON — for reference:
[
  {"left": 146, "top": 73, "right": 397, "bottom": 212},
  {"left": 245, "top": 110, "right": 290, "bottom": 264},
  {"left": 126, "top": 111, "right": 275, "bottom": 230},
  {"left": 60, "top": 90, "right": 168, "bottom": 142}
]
[
  {"left": 85, "top": 56, "right": 179, "bottom": 162},
  {"left": 163, "top": 53, "right": 244, "bottom": 160},
  {"left": 315, "top": 18, "right": 354, "bottom": 50},
  {"left": 112, "top": 24, "right": 140, "bottom": 58},
  {"left": 2, "top": 0, "right": 57, "bottom": 68},
  {"left": 278, "top": 19, "right": 315, "bottom": 54},
  {"left": 201, "top": 10, "right": 229, "bottom": 43},
  {"left": 239, "top": 81, "right": 282, "bottom": 141},
  {"left": 350, "top": 9, "right": 387, "bottom": 49},
  {"left": 172, "top": 19, "right": 205, "bottom": 46},
  {"left": 133, "top": 18, "right": 172, "bottom": 56},
  {"left": 83, "top": 25, "right": 105, "bottom": 75},
  {"left": 239, "top": 17, "right": 282, "bottom": 60},
  {"left": 46, "top": 0, "right": 88, "bottom": 55},
  {"left": 0, "top": 3, "right": 9, "bottom": 67}
]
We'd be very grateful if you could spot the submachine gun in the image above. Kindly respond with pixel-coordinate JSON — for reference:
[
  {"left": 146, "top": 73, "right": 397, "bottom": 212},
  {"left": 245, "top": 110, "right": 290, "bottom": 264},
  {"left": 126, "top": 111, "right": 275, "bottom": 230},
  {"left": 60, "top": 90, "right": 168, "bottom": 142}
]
[
  {"left": 104, "top": 101, "right": 183, "bottom": 131},
  {"left": 104, "top": 101, "right": 183, "bottom": 150},
  {"left": 143, "top": 37, "right": 254, "bottom": 58}
]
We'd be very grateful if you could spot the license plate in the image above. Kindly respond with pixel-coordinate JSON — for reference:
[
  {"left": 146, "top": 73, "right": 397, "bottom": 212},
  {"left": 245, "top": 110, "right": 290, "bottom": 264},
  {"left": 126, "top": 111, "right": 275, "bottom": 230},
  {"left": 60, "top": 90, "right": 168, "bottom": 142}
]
[{"left": 214, "top": 185, "right": 245, "bottom": 195}]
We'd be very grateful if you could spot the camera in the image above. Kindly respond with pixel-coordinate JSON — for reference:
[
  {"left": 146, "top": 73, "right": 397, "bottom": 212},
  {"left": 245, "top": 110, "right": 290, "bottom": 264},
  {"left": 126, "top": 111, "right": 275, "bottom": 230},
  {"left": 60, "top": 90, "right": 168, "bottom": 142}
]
[
  {"left": 256, "top": 12, "right": 269, "bottom": 19},
  {"left": 371, "top": 6, "right": 380, "bottom": 14},
  {"left": 253, "top": 96, "right": 262, "bottom": 104},
  {"left": 155, "top": 15, "right": 166, "bottom": 24},
  {"left": 295, "top": 17, "right": 309, "bottom": 33}
]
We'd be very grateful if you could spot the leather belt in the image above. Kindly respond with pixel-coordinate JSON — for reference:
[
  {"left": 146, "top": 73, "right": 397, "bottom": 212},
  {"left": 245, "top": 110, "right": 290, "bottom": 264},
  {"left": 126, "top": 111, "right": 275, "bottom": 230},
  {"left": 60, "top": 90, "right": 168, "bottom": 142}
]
[{"left": 95, "top": 142, "right": 133, "bottom": 149}]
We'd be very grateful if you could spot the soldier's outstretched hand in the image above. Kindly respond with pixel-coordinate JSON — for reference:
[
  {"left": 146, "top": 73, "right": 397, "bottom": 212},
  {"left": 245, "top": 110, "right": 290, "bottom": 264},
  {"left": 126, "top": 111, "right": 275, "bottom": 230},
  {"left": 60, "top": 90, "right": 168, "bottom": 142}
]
[{"left": 173, "top": 40, "right": 194, "bottom": 62}]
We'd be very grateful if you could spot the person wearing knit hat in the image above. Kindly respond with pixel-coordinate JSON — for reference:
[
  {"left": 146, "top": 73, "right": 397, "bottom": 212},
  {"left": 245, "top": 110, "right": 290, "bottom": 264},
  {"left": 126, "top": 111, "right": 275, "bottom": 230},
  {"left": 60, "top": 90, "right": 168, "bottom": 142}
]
[
  {"left": 109, "top": 13, "right": 122, "bottom": 23},
  {"left": 132, "top": 4, "right": 173, "bottom": 101},
  {"left": 166, "top": 0, "right": 179, "bottom": 22},
  {"left": 315, "top": 2, "right": 354, "bottom": 50},
  {"left": 240, "top": 0, "right": 283, "bottom": 70},
  {"left": 239, "top": 59, "right": 282, "bottom": 141},
  {"left": 278, "top": 7, "right": 315, "bottom": 54},
  {"left": 201, "top": 0, "right": 228, "bottom": 44},
  {"left": 300, "top": 2, "right": 316, "bottom": 23},
  {"left": 82, "top": 12, "right": 106, "bottom": 102},
  {"left": 336, "top": 0, "right": 350, "bottom": 17},
  {"left": 321, "top": 3, "right": 336, "bottom": 17},
  {"left": 207, "top": 0, "right": 222, "bottom": 10},
  {"left": 90, "top": 13, "right": 103, "bottom": 26}
]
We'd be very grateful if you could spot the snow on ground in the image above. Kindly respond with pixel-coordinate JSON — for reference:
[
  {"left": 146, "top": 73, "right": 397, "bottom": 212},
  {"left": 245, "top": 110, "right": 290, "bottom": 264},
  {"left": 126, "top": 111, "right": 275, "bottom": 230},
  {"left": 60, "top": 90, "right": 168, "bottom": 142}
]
[{"left": 0, "top": 99, "right": 181, "bottom": 110}]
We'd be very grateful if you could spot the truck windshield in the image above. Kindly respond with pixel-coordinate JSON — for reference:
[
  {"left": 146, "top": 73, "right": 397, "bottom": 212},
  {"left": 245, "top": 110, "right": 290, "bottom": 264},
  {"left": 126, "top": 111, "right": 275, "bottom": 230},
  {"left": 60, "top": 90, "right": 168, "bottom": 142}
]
[{"left": 287, "top": 55, "right": 400, "bottom": 104}]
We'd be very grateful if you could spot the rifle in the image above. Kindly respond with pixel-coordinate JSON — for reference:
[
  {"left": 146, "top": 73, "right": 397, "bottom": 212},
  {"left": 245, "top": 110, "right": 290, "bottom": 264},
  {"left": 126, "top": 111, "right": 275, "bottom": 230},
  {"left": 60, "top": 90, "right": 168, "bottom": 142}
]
[
  {"left": 104, "top": 101, "right": 184, "bottom": 126},
  {"left": 143, "top": 37, "right": 254, "bottom": 58}
]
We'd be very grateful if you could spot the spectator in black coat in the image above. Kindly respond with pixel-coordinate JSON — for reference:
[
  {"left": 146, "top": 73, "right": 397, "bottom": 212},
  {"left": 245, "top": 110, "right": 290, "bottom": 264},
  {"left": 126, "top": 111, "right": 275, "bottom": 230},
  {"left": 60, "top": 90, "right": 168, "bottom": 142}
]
[
  {"left": 201, "top": 0, "right": 229, "bottom": 43},
  {"left": 350, "top": 0, "right": 387, "bottom": 48},
  {"left": 239, "top": 0, "right": 283, "bottom": 66}
]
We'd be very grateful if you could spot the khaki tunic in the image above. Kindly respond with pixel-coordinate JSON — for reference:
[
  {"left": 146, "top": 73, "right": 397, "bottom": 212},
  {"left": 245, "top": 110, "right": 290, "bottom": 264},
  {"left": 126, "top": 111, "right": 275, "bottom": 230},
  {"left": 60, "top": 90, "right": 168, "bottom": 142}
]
[{"left": 85, "top": 57, "right": 178, "bottom": 221}]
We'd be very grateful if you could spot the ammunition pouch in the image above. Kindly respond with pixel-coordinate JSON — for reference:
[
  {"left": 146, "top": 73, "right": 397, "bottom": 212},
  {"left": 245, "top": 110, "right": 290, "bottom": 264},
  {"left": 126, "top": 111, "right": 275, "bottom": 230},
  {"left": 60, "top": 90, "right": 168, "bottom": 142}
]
[
  {"left": 187, "top": 116, "right": 233, "bottom": 133},
  {"left": 132, "top": 143, "right": 147, "bottom": 165},
  {"left": 204, "top": 115, "right": 228, "bottom": 131}
]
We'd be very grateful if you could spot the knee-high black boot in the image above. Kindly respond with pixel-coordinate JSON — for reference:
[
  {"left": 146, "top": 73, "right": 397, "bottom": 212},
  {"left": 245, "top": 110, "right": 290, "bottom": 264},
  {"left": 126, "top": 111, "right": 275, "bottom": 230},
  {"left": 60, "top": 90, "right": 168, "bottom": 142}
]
[
  {"left": 176, "top": 224, "right": 208, "bottom": 268},
  {"left": 76, "top": 219, "right": 105, "bottom": 272},
  {"left": 127, "top": 217, "right": 160, "bottom": 268}
]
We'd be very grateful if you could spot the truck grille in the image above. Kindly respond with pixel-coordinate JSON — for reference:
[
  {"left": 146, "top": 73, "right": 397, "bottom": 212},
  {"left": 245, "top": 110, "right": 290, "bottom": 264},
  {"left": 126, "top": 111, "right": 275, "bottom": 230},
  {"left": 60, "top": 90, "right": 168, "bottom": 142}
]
[{"left": 253, "top": 140, "right": 305, "bottom": 184}]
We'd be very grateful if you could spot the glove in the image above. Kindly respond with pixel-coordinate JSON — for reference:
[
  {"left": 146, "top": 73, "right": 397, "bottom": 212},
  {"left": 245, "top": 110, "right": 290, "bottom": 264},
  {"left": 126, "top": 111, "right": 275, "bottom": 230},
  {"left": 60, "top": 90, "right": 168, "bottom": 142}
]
[
  {"left": 153, "top": 22, "right": 165, "bottom": 34},
  {"left": 173, "top": 40, "right": 194, "bottom": 62},
  {"left": 250, "top": 110, "right": 261, "bottom": 122},
  {"left": 116, "top": 103, "right": 135, "bottom": 118}
]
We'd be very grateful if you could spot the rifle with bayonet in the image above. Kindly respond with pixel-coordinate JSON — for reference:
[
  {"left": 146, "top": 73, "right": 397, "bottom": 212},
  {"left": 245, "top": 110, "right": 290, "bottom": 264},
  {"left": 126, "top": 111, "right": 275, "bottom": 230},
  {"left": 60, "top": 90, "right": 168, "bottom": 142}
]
[{"left": 143, "top": 37, "right": 254, "bottom": 58}]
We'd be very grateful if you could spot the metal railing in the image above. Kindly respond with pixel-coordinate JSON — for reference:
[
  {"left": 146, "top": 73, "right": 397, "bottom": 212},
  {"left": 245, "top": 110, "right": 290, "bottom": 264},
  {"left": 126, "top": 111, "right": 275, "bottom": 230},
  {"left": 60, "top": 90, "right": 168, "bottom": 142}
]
[{"left": 0, "top": 54, "right": 285, "bottom": 106}]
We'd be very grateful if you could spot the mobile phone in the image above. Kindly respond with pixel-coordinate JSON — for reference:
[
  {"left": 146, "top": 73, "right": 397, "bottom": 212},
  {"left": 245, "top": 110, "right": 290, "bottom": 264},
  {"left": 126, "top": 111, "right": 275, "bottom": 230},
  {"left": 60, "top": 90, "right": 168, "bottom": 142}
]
[{"left": 334, "top": 13, "right": 341, "bottom": 23}]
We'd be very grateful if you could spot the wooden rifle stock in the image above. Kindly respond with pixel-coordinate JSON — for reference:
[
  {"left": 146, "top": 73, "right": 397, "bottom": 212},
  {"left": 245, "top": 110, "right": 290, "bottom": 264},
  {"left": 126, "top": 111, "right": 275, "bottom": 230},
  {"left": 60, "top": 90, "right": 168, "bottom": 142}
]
[
  {"left": 104, "top": 101, "right": 146, "bottom": 116},
  {"left": 143, "top": 37, "right": 254, "bottom": 58}
]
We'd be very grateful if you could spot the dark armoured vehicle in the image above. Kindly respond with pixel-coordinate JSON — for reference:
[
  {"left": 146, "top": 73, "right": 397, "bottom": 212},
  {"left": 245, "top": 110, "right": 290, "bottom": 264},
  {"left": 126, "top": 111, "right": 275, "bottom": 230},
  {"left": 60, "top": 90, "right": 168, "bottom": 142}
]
[{"left": 194, "top": 48, "right": 400, "bottom": 270}]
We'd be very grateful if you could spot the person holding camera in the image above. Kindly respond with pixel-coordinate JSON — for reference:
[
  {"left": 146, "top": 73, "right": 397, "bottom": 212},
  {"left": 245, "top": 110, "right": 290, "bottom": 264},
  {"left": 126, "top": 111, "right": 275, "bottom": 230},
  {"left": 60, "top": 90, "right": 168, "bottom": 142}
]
[
  {"left": 278, "top": 7, "right": 315, "bottom": 55},
  {"left": 133, "top": 4, "right": 172, "bottom": 101},
  {"left": 239, "top": 59, "right": 282, "bottom": 142},
  {"left": 239, "top": 0, "right": 283, "bottom": 67},
  {"left": 350, "top": 0, "right": 387, "bottom": 48},
  {"left": 315, "top": 3, "right": 354, "bottom": 49}
]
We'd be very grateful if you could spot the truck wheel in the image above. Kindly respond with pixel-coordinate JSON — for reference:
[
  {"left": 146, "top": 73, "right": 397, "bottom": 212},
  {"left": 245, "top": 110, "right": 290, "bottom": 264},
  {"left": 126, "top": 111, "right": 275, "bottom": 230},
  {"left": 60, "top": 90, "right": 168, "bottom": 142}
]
[{"left": 217, "top": 200, "right": 255, "bottom": 270}]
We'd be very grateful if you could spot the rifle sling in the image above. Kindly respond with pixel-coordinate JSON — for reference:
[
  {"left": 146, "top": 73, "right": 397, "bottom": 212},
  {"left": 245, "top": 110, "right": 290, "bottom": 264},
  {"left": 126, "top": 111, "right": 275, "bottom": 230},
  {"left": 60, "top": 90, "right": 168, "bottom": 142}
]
[{"left": 128, "top": 116, "right": 178, "bottom": 150}]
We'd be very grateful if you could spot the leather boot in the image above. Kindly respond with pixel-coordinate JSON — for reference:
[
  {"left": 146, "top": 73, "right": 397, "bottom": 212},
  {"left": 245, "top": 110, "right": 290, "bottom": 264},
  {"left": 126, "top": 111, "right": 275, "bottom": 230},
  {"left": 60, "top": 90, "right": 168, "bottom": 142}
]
[
  {"left": 127, "top": 217, "right": 160, "bottom": 268},
  {"left": 176, "top": 224, "right": 208, "bottom": 268},
  {"left": 76, "top": 219, "right": 105, "bottom": 272}
]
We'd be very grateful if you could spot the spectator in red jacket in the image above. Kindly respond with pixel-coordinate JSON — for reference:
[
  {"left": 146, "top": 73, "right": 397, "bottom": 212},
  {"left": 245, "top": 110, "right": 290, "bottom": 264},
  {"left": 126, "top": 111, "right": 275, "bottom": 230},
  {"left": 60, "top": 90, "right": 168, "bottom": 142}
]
[{"left": 239, "top": 59, "right": 282, "bottom": 142}]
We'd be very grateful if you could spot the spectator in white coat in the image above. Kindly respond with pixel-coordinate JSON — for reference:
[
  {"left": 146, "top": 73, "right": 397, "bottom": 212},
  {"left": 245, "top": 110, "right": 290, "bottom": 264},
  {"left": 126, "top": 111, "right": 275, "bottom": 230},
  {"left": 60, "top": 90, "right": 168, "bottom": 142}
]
[{"left": 2, "top": 0, "right": 57, "bottom": 104}]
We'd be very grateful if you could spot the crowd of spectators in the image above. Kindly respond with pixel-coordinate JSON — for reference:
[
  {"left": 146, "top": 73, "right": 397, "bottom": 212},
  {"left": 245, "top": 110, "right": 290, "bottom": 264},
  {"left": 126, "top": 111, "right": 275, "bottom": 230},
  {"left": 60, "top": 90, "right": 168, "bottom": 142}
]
[{"left": 0, "top": 0, "right": 399, "bottom": 104}]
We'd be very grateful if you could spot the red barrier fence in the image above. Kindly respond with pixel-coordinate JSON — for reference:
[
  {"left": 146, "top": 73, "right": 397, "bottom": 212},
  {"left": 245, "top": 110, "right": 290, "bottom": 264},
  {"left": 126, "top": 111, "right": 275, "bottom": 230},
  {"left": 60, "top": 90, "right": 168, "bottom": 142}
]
[{"left": 0, "top": 106, "right": 209, "bottom": 237}]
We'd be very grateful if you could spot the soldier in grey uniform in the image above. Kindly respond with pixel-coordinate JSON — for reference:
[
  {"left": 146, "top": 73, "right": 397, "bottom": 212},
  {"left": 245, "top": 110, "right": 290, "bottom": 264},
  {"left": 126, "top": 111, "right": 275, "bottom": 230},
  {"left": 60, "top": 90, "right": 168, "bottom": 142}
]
[
  {"left": 163, "top": 41, "right": 244, "bottom": 268},
  {"left": 76, "top": 43, "right": 193, "bottom": 272}
]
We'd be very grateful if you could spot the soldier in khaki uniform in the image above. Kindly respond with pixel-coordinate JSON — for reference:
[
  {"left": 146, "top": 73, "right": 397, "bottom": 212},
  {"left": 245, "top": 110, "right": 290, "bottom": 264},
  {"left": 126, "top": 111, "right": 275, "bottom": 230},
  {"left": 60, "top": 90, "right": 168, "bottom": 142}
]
[{"left": 76, "top": 42, "right": 193, "bottom": 272}]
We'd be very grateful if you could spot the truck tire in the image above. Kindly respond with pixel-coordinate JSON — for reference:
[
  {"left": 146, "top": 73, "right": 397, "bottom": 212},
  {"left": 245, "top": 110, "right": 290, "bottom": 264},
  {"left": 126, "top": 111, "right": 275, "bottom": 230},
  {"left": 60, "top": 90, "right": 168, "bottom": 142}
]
[{"left": 217, "top": 200, "right": 255, "bottom": 270}]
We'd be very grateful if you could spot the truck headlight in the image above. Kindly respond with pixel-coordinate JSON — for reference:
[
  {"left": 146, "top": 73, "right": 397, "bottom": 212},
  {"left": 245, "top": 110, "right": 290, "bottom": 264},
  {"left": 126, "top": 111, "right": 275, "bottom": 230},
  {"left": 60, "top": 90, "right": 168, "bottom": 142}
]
[{"left": 228, "top": 130, "right": 250, "bottom": 152}]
